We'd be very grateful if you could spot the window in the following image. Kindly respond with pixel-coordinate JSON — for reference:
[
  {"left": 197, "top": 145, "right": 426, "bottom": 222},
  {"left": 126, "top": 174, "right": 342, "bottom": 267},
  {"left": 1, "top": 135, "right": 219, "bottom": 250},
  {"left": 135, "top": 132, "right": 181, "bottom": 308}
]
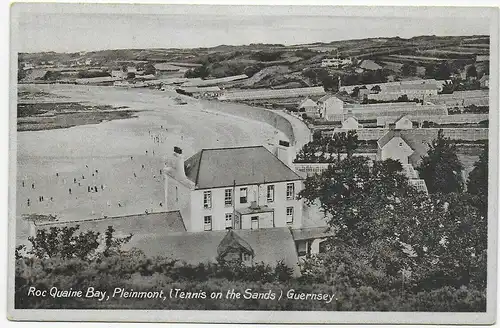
[
  {"left": 286, "top": 183, "right": 295, "bottom": 200},
  {"left": 267, "top": 185, "right": 275, "bottom": 203},
  {"left": 242, "top": 253, "right": 252, "bottom": 263},
  {"left": 203, "top": 191, "right": 212, "bottom": 209},
  {"left": 240, "top": 187, "right": 248, "bottom": 203},
  {"left": 204, "top": 216, "right": 212, "bottom": 231},
  {"left": 251, "top": 216, "right": 259, "bottom": 230},
  {"left": 225, "top": 213, "right": 233, "bottom": 229},
  {"left": 224, "top": 189, "right": 233, "bottom": 207},
  {"left": 286, "top": 207, "right": 294, "bottom": 224}
]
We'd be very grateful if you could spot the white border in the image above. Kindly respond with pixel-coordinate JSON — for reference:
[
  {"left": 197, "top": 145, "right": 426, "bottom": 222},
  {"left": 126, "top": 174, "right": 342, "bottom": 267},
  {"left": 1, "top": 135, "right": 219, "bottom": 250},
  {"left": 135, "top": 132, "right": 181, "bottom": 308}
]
[{"left": 6, "top": 2, "right": 500, "bottom": 325}]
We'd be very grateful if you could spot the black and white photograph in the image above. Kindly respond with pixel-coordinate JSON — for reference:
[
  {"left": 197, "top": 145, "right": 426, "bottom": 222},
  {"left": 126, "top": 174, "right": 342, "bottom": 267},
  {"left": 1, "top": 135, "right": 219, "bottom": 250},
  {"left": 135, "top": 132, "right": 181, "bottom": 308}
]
[{"left": 7, "top": 3, "right": 499, "bottom": 324}]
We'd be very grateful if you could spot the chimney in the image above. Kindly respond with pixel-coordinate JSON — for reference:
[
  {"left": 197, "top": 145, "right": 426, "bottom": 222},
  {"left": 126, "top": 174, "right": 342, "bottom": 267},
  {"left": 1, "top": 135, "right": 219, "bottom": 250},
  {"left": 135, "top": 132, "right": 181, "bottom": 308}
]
[
  {"left": 172, "top": 146, "right": 187, "bottom": 179},
  {"left": 249, "top": 201, "right": 259, "bottom": 209},
  {"left": 275, "top": 140, "right": 294, "bottom": 168}
]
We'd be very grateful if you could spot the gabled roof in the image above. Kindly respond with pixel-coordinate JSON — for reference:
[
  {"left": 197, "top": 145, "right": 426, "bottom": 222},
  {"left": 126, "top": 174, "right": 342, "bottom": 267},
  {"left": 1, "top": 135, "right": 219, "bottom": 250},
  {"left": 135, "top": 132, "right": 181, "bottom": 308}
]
[
  {"left": 479, "top": 75, "right": 489, "bottom": 82},
  {"left": 299, "top": 98, "right": 317, "bottom": 108},
  {"left": 377, "top": 130, "right": 434, "bottom": 166},
  {"left": 359, "top": 60, "right": 382, "bottom": 71},
  {"left": 184, "top": 146, "right": 303, "bottom": 189},
  {"left": 291, "top": 226, "right": 334, "bottom": 241},
  {"left": 125, "top": 227, "right": 301, "bottom": 276},
  {"left": 35, "top": 211, "right": 186, "bottom": 236},
  {"left": 377, "top": 130, "right": 412, "bottom": 149},
  {"left": 217, "top": 229, "right": 254, "bottom": 257},
  {"left": 394, "top": 114, "right": 410, "bottom": 124},
  {"left": 317, "top": 94, "right": 342, "bottom": 104},
  {"left": 154, "top": 63, "right": 182, "bottom": 71}
]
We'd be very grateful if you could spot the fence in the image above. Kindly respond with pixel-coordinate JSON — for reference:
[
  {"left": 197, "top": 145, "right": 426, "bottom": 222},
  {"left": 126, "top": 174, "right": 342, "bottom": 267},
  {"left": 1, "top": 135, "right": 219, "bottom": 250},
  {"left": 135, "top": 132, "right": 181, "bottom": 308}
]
[
  {"left": 321, "top": 127, "right": 488, "bottom": 141},
  {"left": 376, "top": 114, "right": 489, "bottom": 126}
]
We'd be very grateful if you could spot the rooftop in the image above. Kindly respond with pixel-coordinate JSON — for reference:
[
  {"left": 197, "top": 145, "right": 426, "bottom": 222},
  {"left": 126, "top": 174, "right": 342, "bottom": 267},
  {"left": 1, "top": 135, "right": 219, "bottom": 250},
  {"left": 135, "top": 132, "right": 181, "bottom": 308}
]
[
  {"left": 35, "top": 211, "right": 186, "bottom": 237},
  {"left": 184, "top": 146, "right": 303, "bottom": 189},
  {"left": 125, "top": 227, "right": 301, "bottom": 276}
]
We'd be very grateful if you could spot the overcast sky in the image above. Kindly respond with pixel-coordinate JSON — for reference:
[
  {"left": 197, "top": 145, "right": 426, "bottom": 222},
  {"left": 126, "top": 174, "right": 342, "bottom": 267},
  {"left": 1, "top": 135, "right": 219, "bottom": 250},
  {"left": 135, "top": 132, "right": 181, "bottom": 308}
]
[{"left": 16, "top": 9, "right": 491, "bottom": 53}]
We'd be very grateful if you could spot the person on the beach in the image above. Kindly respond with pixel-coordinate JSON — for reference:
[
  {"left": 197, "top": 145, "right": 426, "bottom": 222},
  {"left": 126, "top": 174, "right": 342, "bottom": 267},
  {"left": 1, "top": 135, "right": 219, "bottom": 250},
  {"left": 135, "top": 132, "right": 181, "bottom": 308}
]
[
  {"left": 69, "top": 188, "right": 72, "bottom": 195},
  {"left": 74, "top": 178, "right": 77, "bottom": 183},
  {"left": 32, "top": 183, "right": 35, "bottom": 189},
  {"left": 27, "top": 199, "right": 30, "bottom": 206},
  {"left": 22, "top": 181, "right": 24, "bottom": 187}
]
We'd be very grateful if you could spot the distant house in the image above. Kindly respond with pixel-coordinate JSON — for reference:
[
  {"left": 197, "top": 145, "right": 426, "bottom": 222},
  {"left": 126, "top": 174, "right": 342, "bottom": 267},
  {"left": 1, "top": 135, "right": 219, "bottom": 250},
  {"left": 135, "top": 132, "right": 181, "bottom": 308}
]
[
  {"left": 359, "top": 60, "right": 382, "bottom": 71},
  {"left": 394, "top": 115, "right": 413, "bottom": 130},
  {"left": 476, "top": 55, "right": 489, "bottom": 62},
  {"left": 479, "top": 75, "right": 489, "bottom": 88},
  {"left": 111, "top": 70, "right": 126, "bottom": 79},
  {"left": 298, "top": 98, "right": 319, "bottom": 118},
  {"left": 317, "top": 95, "right": 344, "bottom": 121},
  {"left": 177, "top": 86, "right": 222, "bottom": 99},
  {"left": 321, "top": 58, "right": 341, "bottom": 68},
  {"left": 341, "top": 115, "right": 361, "bottom": 130},
  {"left": 164, "top": 143, "right": 304, "bottom": 232},
  {"left": 377, "top": 130, "right": 415, "bottom": 165},
  {"left": 321, "top": 58, "right": 351, "bottom": 68},
  {"left": 154, "top": 63, "right": 182, "bottom": 77}
]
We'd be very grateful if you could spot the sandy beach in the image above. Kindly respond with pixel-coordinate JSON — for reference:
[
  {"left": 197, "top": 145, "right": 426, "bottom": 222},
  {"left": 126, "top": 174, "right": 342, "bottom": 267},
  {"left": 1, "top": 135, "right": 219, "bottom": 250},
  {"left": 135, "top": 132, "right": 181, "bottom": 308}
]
[{"left": 15, "top": 84, "right": 300, "bottom": 244}]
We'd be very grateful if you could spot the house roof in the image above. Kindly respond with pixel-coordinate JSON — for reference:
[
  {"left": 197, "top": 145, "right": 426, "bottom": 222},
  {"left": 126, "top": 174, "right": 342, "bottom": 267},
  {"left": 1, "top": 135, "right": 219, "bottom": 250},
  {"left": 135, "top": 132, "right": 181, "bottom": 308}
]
[
  {"left": 290, "top": 226, "right": 334, "bottom": 241},
  {"left": 377, "top": 129, "right": 412, "bottom": 149},
  {"left": 479, "top": 75, "right": 489, "bottom": 82},
  {"left": 394, "top": 114, "right": 410, "bottom": 124},
  {"left": 180, "top": 86, "right": 221, "bottom": 93},
  {"left": 299, "top": 98, "right": 318, "bottom": 108},
  {"left": 154, "top": 63, "right": 182, "bottom": 71},
  {"left": 217, "top": 229, "right": 254, "bottom": 257},
  {"left": 359, "top": 60, "right": 382, "bottom": 71},
  {"left": 184, "top": 146, "right": 303, "bottom": 189},
  {"left": 125, "top": 227, "right": 301, "bottom": 276},
  {"left": 35, "top": 211, "right": 186, "bottom": 237},
  {"left": 377, "top": 130, "right": 433, "bottom": 166}
]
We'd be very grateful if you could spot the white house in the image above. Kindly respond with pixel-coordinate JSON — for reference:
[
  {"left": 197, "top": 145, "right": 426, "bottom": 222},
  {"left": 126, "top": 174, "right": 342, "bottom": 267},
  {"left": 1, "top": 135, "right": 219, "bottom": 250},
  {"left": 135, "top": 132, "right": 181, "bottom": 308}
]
[
  {"left": 394, "top": 115, "right": 413, "bottom": 130},
  {"left": 164, "top": 143, "right": 304, "bottom": 232},
  {"left": 317, "top": 95, "right": 344, "bottom": 121},
  {"left": 377, "top": 130, "right": 415, "bottom": 165},
  {"left": 341, "top": 115, "right": 362, "bottom": 130},
  {"left": 299, "top": 98, "right": 319, "bottom": 118},
  {"left": 111, "top": 70, "right": 126, "bottom": 79}
]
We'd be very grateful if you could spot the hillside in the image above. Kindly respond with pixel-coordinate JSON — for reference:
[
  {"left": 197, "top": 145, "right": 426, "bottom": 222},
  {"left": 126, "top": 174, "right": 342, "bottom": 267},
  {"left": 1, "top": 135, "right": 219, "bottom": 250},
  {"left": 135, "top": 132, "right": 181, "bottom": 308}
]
[{"left": 18, "top": 35, "right": 490, "bottom": 89}]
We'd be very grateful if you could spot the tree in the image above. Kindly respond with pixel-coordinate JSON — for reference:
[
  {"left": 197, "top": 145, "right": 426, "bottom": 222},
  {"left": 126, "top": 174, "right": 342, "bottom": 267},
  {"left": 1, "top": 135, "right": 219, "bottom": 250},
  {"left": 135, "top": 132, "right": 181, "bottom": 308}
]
[
  {"left": 25, "top": 224, "right": 132, "bottom": 261},
  {"left": 184, "top": 64, "right": 210, "bottom": 79},
  {"left": 143, "top": 63, "right": 156, "bottom": 75},
  {"left": 371, "top": 85, "right": 381, "bottom": 92},
  {"left": 417, "top": 129, "right": 464, "bottom": 194},
  {"left": 467, "top": 142, "right": 488, "bottom": 198},
  {"left": 466, "top": 65, "right": 478, "bottom": 79},
  {"left": 299, "top": 156, "right": 421, "bottom": 245},
  {"left": 401, "top": 64, "right": 417, "bottom": 76}
]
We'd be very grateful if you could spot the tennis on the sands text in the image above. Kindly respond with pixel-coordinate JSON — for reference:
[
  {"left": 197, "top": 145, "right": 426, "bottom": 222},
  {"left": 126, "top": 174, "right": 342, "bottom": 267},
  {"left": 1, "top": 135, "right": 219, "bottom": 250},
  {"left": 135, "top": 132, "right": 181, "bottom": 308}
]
[{"left": 27, "top": 286, "right": 337, "bottom": 303}]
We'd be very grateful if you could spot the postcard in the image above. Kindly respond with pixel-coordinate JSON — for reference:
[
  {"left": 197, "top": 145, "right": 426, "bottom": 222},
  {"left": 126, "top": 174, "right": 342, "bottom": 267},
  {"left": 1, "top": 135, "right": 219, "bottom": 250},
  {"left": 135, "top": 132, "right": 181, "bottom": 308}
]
[{"left": 7, "top": 3, "right": 499, "bottom": 324}]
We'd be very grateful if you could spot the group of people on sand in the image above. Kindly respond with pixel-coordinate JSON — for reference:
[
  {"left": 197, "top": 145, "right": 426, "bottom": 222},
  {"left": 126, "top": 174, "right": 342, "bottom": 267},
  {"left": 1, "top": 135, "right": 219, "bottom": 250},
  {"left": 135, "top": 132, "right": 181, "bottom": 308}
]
[{"left": 21, "top": 123, "right": 172, "bottom": 217}]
